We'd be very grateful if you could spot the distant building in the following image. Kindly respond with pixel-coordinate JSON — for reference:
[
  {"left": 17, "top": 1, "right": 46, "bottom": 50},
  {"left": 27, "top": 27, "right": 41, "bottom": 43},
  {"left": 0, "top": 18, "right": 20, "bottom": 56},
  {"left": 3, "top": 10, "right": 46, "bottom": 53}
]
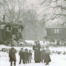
[{"left": 45, "top": 25, "right": 66, "bottom": 40}]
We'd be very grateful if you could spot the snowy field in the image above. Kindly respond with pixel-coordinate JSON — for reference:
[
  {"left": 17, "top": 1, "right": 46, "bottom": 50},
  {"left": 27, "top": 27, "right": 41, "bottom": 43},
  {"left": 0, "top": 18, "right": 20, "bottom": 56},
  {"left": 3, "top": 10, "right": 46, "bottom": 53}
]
[{"left": 0, "top": 45, "right": 66, "bottom": 66}]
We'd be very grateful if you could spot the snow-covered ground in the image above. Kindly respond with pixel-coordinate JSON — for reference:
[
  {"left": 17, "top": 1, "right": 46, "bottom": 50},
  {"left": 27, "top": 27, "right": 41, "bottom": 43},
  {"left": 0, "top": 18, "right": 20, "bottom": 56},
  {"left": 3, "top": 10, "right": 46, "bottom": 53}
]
[
  {"left": 0, "top": 46, "right": 66, "bottom": 66},
  {"left": 0, "top": 51, "right": 66, "bottom": 66}
]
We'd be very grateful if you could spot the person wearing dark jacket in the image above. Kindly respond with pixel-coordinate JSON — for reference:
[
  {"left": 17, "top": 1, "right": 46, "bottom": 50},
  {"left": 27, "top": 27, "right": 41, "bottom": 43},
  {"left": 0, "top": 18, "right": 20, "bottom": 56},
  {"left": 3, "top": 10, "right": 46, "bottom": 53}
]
[
  {"left": 28, "top": 50, "right": 32, "bottom": 63},
  {"left": 33, "top": 41, "right": 41, "bottom": 63},
  {"left": 41, "top": 48, "right": 46, "bottom": 63},
  {"left": 44, "top": 46, "right": 51, "bottom": 65},
  {"left": 19, "top": 48, "right": 24, "bottom": 64},
  {"left": 9, "top": 44, "right": 16, "bottom": 66},
  {"left": 24, "top": 49, "right": 29, "bottom": 64}
]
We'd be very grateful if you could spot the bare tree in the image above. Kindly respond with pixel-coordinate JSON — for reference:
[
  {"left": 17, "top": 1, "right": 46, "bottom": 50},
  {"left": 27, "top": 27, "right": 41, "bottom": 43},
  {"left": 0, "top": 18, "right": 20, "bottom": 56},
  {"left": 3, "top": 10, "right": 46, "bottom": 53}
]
[
  {"left": 0, "top": 0, "right": 66, "bottom": 26},
  {"left": 39, "top": 0, "right": 66, "bottom": 26},
  {"left": 0, "top": 0, "right": 26, "bottom": 24}
]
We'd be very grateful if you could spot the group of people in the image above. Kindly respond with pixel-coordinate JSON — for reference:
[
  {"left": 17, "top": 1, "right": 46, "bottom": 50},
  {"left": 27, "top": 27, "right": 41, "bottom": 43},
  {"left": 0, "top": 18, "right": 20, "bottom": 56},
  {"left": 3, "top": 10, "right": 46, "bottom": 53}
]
[
  {"left": 19, "top": 48, "right": 32, "bottom": 64},
  {"left": 9, "top": 45, "right": 32, "bottom": 66},
  {"left": 9, "top": 41, "right": 51, "bottom": 66},
  {"left": 41, "top": 46, "right": 51, "bottom": 65},
  {"left": 33, "top": 41, "right": 51, "bottom": 65}
]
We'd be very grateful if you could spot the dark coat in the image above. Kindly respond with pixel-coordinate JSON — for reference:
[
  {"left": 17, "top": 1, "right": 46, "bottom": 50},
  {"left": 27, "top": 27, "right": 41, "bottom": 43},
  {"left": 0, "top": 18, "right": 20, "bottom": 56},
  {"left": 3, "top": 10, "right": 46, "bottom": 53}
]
[
  {"left": 19, "top": 51, "right": 24, "bottom": 59},
  {"left": 44, "top": 49, "right": 51, "bottom": 63},
  {"left": 28, "top": 52, "right": 32, "bottom": 60},
  {"left": 29, "top": 52, "right": 32, "bottom": 56},
  {"left": 41, "top": 49, "right": 46, "bottom": 60},
  {"left": 33, "top": 44, "right": 41, "bottom": 62},
  {"left": 33, "top": 43, "right": 40, "bottom": 50},
  {"left": 34, "top": 50, "right": 41, "bottom": 62},
  {"left": 24, "top": 52, "right": 29, "bottom": 61},
  {"left": 9, "top": 48, "right": 16, "bottom": 62}
]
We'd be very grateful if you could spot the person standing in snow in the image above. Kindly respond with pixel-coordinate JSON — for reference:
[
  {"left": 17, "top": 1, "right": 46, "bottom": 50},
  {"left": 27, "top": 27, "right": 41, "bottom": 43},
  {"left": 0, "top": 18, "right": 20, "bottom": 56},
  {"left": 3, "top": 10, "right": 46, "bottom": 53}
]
[
  {"left": 44, "top": 46, "right": 51, "bottom": 65},
  {"left": 28, "top": 50, "right": 32, "bottom": 63},
  {"left": 19, "top": 48, "right": 24, "bottom": 64},
  {"left": 9, "top": 44, "right": 16, "bottom": 66},
  {"left": 33, "top": 41, "right": 41, "bottom": 63},
  {"left": 41, "top": 47, "right": 46, "bottom": 63},
  {"left": 24, "top": 49, "right": 29, "bottom": 64}
]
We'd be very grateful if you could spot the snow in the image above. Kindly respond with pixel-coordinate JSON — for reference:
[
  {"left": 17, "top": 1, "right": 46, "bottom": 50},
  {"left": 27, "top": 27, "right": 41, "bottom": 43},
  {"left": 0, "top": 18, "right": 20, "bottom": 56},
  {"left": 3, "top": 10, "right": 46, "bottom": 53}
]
[
  {"left": 49, "top": 46, "right": 66, "bottom": 53},
  {"left": 25, "top": 40, "right": 35, "bottom": 45},
  {"left": 0, "top": 51, "right": 66, "bottom": 66},
  {"left": 0, "top": 45, "right": 66, "bottom": 66}
]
